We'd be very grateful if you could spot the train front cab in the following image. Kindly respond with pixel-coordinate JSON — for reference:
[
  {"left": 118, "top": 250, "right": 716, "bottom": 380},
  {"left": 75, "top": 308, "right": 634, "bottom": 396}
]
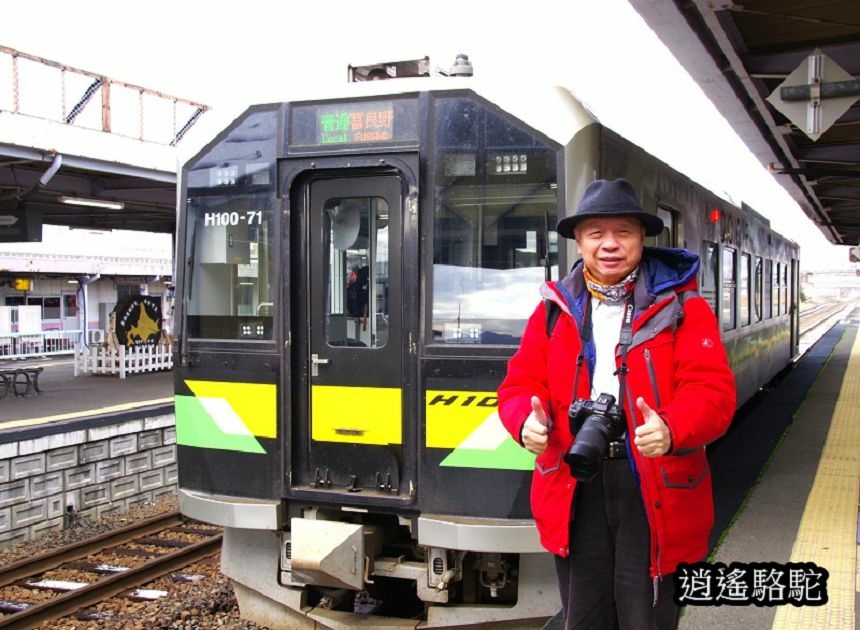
[{"left": 176, "top": 85, "right": 596, "bottom": 628}]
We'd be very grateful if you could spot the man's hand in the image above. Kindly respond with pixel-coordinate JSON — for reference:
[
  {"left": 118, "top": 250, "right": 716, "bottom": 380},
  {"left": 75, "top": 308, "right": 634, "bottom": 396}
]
[
  {"left": 521, "top": 396, "right": 550, "bottom": 455},
  {"left": 633, "top": 397, "right": 672, "bottom": 457}
]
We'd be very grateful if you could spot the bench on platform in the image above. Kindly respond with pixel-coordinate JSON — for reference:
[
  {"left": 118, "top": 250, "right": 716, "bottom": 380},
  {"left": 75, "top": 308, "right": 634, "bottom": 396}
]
[{"left": 0, "top": 367, "right": 44, "bottom": 398}]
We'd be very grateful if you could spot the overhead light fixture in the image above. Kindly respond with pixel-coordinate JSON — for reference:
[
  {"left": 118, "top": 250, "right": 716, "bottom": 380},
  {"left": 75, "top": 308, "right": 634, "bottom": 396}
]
[{"left": 58, "top": 196, "right": 125, "bottom": 210}]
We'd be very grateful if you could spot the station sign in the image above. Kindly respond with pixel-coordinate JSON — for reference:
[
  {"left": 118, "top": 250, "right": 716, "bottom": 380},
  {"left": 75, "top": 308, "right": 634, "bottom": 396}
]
[
  {"left": 112, "top": 295, "right": 163, "bottom": 347},
  {"left": 13, "top": 278, "right": 31, "bottom": 291},
  {"left": 767, "top": 49, "right": 860, "bottom": 141}
]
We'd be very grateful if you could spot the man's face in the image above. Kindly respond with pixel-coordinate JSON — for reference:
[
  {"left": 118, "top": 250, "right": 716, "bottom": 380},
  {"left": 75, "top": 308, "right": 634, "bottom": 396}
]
[{"left": 573, "top": 216, "right": 646, "bottom": 285}]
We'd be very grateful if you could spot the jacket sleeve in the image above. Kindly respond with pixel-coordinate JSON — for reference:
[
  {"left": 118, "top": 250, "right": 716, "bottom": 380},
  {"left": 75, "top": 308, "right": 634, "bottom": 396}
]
[
  {"left": 497, "top": 301, "right": 551, "bottom": 444},
  {"left": 661, "top": 296, "right": 736, "bottom": 451}
]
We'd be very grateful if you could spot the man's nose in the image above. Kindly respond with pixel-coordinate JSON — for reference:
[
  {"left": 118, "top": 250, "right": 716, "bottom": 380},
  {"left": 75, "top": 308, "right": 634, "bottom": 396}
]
[{"left": 601, "top": 233, "right": 621, "bottom": 248}]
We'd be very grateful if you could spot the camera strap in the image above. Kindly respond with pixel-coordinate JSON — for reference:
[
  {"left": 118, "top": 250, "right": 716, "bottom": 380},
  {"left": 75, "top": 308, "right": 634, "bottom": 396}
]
[
  {"left": 569, "top": 298, "right": 591, "bottom": 403},
  {"left": 570, "top": 293, "right": 635, "bottom": 415},
  {"left": 615, "top": 295, "right": 635, "bottom": 421}
]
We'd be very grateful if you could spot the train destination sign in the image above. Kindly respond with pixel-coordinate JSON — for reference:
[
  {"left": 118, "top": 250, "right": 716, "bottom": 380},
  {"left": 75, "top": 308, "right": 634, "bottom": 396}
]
[
  {"left": 318, "top": 101, "right": 394, "bottom": 145},
  {"left": 289, "top": 98, "right": 419, "bottom": 148}
]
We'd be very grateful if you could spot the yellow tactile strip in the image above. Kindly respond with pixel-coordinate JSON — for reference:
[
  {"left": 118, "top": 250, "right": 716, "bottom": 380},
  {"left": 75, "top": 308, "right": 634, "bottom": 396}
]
[
  {"left": 0, "top": 397, "right": 174, "bottom": 430},
  {"left": 773, "top": 324, "right": 859, "bottom": 629}
]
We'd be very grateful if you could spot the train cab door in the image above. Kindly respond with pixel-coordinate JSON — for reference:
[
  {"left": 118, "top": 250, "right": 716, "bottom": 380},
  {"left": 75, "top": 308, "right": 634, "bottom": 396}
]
[{"left": 293, "top": 173, "right": 413, "bottom": 504}]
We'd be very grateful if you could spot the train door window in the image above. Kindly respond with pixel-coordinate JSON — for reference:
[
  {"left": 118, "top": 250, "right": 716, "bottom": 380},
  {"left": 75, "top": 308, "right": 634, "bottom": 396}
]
[
  {"left": 654, "top": 207, "right": 676, "bottom": 247},
  {"left": 764, "top": 259, "right": 772, "bottom": 319},
  {"left": 430, "top": 96, "right": 559, "bottom": 345},
  {"left": 774, "top": 262, "right": 782, "bottom": 315},
  {"left": 183, "top": 109, "right": 277, "bottom": 340},
  {"left": 721, "top": 246, "right": 737, "bottom": 331},
  {"left": 753, "top": 256, "right": 763, "bottom": 322},
  {"left": 324, "top": 196, "right": 389, "bottom": 348},
  {"left": 700, "top": 241, "right": 718, "bottom": 315},
  {"left": 740, "top": 253, "right": 750, "bottom": 327},
  {"left": 782, "top": 263, "right": 789, "bottom": 315}
]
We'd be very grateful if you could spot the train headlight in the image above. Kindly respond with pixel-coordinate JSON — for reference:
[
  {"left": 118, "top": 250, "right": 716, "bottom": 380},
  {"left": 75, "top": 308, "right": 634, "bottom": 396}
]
[
  {"left": 491, "top": 153, "right": 528, "bottom": 175},
  {"left": 211, "top": 166, "right": 238, "bottom": 186}
]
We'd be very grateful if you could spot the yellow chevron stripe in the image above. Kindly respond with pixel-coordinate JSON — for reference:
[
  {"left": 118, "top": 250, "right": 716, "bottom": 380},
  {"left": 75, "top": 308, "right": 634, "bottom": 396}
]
[{"left": 185, "top": 380, "right": 277, "bottom": 438}]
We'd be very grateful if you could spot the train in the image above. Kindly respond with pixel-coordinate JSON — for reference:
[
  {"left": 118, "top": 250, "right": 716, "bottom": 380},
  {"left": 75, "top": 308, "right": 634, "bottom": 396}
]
[{"left": 173, "top": 75, "right": 799, "bottom": 629}]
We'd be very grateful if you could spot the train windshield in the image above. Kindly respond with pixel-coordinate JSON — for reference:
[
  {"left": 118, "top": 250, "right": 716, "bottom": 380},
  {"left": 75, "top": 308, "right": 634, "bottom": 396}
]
[
  {"left": 183, "top": 110, "right": 277, "bottom": 340},
  {"left": 431, "top": 97, "right": 558, "bottom": 345}
]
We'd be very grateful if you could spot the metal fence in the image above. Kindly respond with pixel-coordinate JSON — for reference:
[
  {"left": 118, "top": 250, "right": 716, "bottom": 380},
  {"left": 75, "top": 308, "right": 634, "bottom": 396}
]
[
  {"left": 0, "top": 329, "right": 81, "bottom": 359},
  {"left": 0, "top": 45, "right": 208, "bottom": 146}
]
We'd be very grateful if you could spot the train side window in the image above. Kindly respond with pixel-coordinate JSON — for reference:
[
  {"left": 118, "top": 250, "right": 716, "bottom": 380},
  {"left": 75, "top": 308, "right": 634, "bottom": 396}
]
[
  {"left": 740, "top": 253, "right": 751, "bottom": 327},
  {"left": 764, "top": 259, "right": 772, "bottom": 319},
  {"left": 754, "top": 256, "right": 763, "bottom": 322},
  {"left": 430, "top": 96, "right": 559, "bottom": 345},
  {"left": 654, "top": 207, "right": 675, "bottom": 248},
  {"left": 700, "top": 241, "right": 718, "bottom": 315},
  {"left": 774, "top": 262, "right": 782, "bottom": 315},
  {"left": 721, "top": 246, "right": 737, "bottom": 331}
]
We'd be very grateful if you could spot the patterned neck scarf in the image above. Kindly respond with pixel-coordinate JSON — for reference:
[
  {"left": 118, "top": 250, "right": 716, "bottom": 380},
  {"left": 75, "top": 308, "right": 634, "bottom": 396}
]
[{"left": 583, "top": 265, "right": 639, "bottom": 303}]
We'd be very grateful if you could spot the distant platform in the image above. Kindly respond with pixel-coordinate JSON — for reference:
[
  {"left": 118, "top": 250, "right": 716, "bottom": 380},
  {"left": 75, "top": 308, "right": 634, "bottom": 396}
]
[{"left": 0, "top": 356, "right": 172, "bottom": 432}]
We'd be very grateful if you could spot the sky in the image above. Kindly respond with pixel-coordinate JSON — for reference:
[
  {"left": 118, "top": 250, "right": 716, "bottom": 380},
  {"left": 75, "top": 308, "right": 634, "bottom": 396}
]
[{"left": 1, "top": 0, "right": 855, "bottom": 271}]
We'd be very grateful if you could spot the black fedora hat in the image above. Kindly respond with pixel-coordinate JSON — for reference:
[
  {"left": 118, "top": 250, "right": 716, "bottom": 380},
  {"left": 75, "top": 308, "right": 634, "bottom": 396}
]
[{"left": 556, "top": 178, "right": 664, "bottom": 238}]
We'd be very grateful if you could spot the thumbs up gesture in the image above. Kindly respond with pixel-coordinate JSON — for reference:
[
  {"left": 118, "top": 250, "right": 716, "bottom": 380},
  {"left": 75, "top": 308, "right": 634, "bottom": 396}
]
[
  {"left": 633, "top": 397, "right": 672, "bottom": 458},
  {"left": 521, "top": 396, "right": 550, "bottom": 455}
]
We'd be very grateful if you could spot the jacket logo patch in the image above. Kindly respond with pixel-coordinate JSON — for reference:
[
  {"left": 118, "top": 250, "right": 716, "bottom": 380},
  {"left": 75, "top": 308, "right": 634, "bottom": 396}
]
[{"left": 702, "top": 337, "right": 715, "bottom": 349}]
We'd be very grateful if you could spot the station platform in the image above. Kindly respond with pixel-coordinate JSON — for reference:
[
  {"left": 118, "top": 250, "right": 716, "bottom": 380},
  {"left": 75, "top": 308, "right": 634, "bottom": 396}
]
[
  {"left": 680, "top": 307, "right": 860, "bottom": 629},
  {"left": 0, "top": 356, "right": 172, "bottom": 434}
]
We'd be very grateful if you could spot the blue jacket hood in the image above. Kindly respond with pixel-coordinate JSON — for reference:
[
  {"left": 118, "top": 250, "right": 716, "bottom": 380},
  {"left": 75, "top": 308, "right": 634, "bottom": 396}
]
[
  {"left": 547, "top": 247, "right": 701, "bottom": 383},
  {"left": 559, "top": 246, "right": 699, "bottom": 300}
]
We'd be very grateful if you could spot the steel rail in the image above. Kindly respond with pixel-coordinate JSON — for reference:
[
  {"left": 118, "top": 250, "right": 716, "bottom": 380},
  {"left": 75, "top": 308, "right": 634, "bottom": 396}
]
[
  {"left": 0, "top": 510, "right": 184, "bottom": 588},
  {"left": 0, "top": 532, "right": 222, "bottom": 628}
]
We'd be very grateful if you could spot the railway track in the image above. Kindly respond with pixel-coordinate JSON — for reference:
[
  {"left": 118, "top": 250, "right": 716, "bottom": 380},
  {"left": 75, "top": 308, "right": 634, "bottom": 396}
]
[
  {"left": 798, "top": 301, "right": 853, "bottom": 352},
  {"left": 799, "top": 302, "right": 842, "bottom": 326},
  {"left": 0, "top": 510, "right": 222, "bottom": 628}
]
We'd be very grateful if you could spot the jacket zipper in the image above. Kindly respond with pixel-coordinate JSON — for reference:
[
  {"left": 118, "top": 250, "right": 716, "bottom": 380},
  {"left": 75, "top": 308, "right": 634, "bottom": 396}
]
[
  {"left": 630, "top": 352, "right": 664, "bottom": 605},
  {"left": 643, "top": 348, "right": 662, "bottom": 408}
]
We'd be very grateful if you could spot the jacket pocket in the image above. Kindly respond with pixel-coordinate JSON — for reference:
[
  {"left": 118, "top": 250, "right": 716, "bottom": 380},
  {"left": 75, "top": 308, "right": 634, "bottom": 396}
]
[
  {"left": 535, "top": 445, "right": 565, "bottom": 476},
  {"left": 659, "top": 449, "right": 707, "bottom": 489}
]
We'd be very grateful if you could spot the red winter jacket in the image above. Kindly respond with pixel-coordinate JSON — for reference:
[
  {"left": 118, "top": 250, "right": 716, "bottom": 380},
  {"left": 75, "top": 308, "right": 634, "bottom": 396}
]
[{"left": 497, "top": 248, "right": 736, "bottom": 579}]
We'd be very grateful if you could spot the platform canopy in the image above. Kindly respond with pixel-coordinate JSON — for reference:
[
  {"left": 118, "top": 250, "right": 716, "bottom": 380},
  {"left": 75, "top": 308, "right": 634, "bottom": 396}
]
[
  {"left": 630, "top": 0, "right": 860, "bottom": 246},
  {"left": 0, "top": 144, "right": 177, "bottom": 235},
  {"left": 0, "top": 45, "right": 208, "bottom": 237}
]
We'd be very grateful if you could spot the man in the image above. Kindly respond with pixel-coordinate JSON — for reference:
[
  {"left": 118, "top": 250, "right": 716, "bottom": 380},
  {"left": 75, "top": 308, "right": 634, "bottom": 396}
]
[{"left": 497, "top": 178, "right": 736, "bottom": 629}]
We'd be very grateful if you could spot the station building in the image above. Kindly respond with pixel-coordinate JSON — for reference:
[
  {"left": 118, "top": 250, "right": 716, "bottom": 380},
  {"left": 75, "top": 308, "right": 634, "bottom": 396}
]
[{"left": 0, "top": 225, "right": 172, "bottom": 355}]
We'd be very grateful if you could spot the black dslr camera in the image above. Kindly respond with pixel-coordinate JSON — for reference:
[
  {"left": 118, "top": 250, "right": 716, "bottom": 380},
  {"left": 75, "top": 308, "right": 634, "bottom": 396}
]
[{"left": 564, "top": 393, "right": 625, "bottom": 481}]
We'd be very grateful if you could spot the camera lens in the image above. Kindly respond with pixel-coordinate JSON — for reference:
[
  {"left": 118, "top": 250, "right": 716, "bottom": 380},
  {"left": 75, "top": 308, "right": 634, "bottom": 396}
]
[{"left": 564, "top": 413, "right": 616, "bottom": 481}]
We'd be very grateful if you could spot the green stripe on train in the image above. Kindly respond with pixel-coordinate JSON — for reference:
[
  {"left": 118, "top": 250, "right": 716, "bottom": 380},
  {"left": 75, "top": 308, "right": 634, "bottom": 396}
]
[
  {"left": 440, "top": 437, "right": 535, "bottom": 470},
  {"left": 175, "top": 395, "right": 266, "bottom": 454}
]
